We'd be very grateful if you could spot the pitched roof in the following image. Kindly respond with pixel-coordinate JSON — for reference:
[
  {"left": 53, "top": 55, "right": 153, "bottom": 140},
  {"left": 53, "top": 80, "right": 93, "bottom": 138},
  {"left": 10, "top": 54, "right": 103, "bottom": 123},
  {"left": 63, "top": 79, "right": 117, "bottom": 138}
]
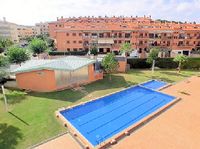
[{"left": 12, "top": 56, "right": 95, "bottom": 73}]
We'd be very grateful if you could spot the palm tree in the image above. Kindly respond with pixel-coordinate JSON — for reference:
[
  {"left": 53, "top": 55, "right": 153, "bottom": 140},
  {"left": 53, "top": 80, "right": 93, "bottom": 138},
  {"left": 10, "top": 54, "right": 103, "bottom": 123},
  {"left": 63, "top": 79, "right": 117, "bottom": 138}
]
[
  {"left": 173, "top": 54, "right": 188, "bottom": 73},
  {"left": 146, "top": 48, "right": 160, "bottom": 73},
  {"left": 120, "top": 42, "right": 132, "bottom": 57}
]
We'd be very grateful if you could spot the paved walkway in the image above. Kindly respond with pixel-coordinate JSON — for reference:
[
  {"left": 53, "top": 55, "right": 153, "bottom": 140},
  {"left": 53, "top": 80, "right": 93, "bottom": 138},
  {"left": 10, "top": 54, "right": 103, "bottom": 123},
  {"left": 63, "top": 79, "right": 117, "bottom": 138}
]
[
  {"left": 114, "top": 76, "right": 200, "bottom": 149},
  {"left": 34, "top": 133, "right": 82, "bottom": 149}
]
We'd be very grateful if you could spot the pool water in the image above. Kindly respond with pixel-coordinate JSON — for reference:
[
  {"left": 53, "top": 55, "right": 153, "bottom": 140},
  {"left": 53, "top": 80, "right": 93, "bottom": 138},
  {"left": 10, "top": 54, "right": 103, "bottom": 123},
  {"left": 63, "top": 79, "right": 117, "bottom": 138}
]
[
  {"left": 140, "top": 80, "right": 168, "bottom": 90},
  {"left": 60, "top": 83, "right": 175, "bottom": 146}
]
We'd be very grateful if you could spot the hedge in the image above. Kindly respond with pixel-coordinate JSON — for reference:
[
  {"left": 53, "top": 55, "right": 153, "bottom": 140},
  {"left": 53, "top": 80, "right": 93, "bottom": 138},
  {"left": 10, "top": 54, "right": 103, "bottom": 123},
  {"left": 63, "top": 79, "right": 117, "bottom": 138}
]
[
  {"left": 156, "top": 58, "right": 178, "bottom": 69},
  {"left": 127, "top": 57, "right": 200, "bottom": 69},
  {"left": 127, "top": 58, "right": 151, "bottom": 68},
  {"left": 184, "top": 57, "right": 200, "bottom": 69},
  {"left": 49, "top": 50, "right": 88, "bottom": 56}
]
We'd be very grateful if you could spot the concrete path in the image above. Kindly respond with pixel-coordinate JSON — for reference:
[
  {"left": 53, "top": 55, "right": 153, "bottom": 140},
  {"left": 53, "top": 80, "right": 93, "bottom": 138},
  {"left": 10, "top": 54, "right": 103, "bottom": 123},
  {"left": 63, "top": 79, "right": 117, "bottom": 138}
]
[{"left": 34, "top": 133, "right": 82, "bottom": 149}]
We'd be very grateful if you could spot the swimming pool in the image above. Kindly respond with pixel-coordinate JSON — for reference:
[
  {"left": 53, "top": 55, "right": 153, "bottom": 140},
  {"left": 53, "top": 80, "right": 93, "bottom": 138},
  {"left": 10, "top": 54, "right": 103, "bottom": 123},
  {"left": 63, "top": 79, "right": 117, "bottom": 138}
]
[
  {"left": 59, "top": 83, "right": 176, "bottom": 147},
  {"left": 140, "top": 80, "right": 168, "bottom": 90}
]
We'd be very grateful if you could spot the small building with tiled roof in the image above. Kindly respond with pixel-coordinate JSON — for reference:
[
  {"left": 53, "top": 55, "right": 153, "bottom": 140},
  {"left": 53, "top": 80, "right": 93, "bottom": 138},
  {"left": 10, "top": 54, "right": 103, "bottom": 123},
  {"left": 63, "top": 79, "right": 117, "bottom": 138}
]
[{"left": 12, "top": 56, "right": 103, "bottom": 92}]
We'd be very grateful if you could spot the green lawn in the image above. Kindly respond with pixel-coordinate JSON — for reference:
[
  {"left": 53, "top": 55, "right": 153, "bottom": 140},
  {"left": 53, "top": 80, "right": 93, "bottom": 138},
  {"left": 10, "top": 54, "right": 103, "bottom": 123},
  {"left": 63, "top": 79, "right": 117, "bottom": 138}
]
[{"left": 0, "top": 69, "right": 199, "bottom": 149}]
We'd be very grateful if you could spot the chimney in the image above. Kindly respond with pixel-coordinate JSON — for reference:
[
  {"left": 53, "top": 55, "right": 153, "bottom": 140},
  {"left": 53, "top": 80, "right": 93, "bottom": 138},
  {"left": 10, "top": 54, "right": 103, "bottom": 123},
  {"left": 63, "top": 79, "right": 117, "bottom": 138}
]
[
  {"left": 3, "top": 17, "right": 6, "bottom": 22},
  {"left": 56, "top": 17, "right": 59, "bottom": 21}
]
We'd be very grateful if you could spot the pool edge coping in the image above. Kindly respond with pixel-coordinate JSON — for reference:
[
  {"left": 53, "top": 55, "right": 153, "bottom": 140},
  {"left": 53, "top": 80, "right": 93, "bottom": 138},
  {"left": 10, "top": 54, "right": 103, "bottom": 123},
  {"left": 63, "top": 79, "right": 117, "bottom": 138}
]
[
  {"left": 139, "top": 79, "right": 171, "bottom": 91},
  {"left": 55, "top": 79, "right": 178, "bottom": 149},
  {"left": 56, "top": 96, "right": 180, "bottom": 149}
]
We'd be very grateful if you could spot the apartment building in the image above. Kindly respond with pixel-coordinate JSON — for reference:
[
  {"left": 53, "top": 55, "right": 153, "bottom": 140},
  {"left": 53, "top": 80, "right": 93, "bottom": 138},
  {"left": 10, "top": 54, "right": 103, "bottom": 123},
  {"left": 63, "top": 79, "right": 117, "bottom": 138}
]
[
  {"left": 35, "top": 22, "right": 49, "bottom": 35},
  {"left": 0, "top": 17, "right": 19, "bottom": 42},
  {"left": 17, "top": 25, "right": 38, "bottom": 40},
  {"left": 49, "top": 16, "right": 200, "bottom": 57}
]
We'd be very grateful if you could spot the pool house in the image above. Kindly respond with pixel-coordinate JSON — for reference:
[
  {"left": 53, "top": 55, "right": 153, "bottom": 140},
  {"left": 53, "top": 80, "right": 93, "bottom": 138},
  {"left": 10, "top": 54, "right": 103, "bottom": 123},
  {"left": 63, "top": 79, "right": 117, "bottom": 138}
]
[{"left": 12, "top": 56, "right": 103, "bottom": 92}]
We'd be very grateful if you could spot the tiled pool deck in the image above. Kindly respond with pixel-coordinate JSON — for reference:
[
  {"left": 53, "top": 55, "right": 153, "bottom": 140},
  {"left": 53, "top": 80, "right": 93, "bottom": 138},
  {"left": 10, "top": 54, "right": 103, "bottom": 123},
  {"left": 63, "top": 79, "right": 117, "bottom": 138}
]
[{"left": 34, "top": 76, "right": 200, "bottom": 149}]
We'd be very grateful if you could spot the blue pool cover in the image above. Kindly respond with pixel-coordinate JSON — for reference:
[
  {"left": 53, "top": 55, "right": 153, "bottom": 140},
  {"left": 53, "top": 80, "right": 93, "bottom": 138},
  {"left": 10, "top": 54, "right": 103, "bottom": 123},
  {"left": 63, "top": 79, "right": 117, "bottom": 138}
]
[
  {"left": 140, "top": 80, "right": 168, "bottom": 90},
  {"left": 60, "top": 85, "right": 175, "bottom": 146}
]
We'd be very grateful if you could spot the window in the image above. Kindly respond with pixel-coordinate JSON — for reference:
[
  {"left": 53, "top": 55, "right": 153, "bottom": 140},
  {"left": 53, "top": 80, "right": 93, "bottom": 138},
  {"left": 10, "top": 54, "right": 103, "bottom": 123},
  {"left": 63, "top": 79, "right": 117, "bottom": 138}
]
[
  {"left": 149, "top": 33, "right": 154, "bottom": 38},
  {"left": 79, "top": 33, "right": 82, "bottom": 36},
  {"left": 107, "top": 33, "right": 111, "bottom": 38},
  {"left": 99, "top": 33, "right": 104, "bottom": 38},
  {"left": 139, "top": 33, "right": 143, "bottom": 37},
  {"left": 118, "top": 40, "right": 122, "bottom": 44},
  {"left": 73, "top": 48, "right": 77, "bottom": 51},
  {"left": 99, "top": 48, "right": 104, "bottom": 53},
  {"left": 79, "top": 48, "right": 83, "bottom": 51},
  {"left": 66, "top": 33, "right": 69, "bottom": 36},
  {"left": 125, "top": 33, "right": 131, "bottom": 38},
  {"left": 73, "top": 41, "right": 76, "bottom": 43},
  {"left": 92, "top": 33, "right": 97, "bottom": 36},
  {"left": 72, "top": 33, "right": 76, "bottom": 36},
  {"left": 178, "top": 41, "right": 184, "bottom": 46},
  {"left": 79, "top": 41, "right": 82, "bottom": 44},
  {"left": 114, "top": 40, "right": 117, "bottom": 44},
  {"left": 67, "top": 48, "right": 70, "bottom": 51},
  {"left": 138, "top": 48, "right": 142, "bottom": 53},
  {"left": 106, "top": 48, "right": 111, "bottom": 52},
  {"left": 66, "top": 41, "right": 70, "bottom": 44},
  {"left": 113, "top": 33, "right": 117, "bottom": 38},
  {"left": 84, "top": 33, "right": 89, "bottom": 36}
]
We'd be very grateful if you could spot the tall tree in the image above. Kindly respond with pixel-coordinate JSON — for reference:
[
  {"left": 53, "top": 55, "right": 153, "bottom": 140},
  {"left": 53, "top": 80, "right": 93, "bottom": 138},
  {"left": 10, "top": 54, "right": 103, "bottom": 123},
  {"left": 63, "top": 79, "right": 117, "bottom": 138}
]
[
  {"left": 101, "top": 53, "right": 119, "bottom": 81},
  {"left": 0, "top": 55, "right": 9, "bottom": 67},
  {"left": 0, "top": 38, "right": 13, "bottom": 53},
  {"left": 0, "top": 55, "right": 9, "bottom": 81},
  {"left": 146, "top": 48, "right": 160, "bottom": 73},
  {"left": 173, "top": 54, "right": 188, "bottom": 73},
  {"left": 47, "top": 38, "right": 55, "bottom": 50},
  {"left": 90, "top": 45, "right": 98, "bottom": 56},
  {"left": 7, "top": 46, "right": 30, "bottom": 65},
  {"left": 29, "top": 38, "right": 48, "bottom": 55},
  {"left": 120, "top": 42, "right": 132, "bottom": 56}
]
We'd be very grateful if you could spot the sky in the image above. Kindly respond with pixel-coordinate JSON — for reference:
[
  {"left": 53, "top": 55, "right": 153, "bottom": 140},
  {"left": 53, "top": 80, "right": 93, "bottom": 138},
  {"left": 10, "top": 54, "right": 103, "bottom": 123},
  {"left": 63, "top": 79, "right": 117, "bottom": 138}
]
[{"left": 0, "top": 0, "right": 200, "bottom": 25}]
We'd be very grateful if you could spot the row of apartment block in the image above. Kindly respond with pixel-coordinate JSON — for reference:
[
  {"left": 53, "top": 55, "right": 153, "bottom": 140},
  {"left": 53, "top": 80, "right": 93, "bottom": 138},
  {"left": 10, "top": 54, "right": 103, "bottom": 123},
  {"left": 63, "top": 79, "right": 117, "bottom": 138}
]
[
  {"left": 49, "top": 16, "right": 200, "bottom": 57},
  {"left": 0, "top": 17, "right": 49, "bottom": 42}
]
